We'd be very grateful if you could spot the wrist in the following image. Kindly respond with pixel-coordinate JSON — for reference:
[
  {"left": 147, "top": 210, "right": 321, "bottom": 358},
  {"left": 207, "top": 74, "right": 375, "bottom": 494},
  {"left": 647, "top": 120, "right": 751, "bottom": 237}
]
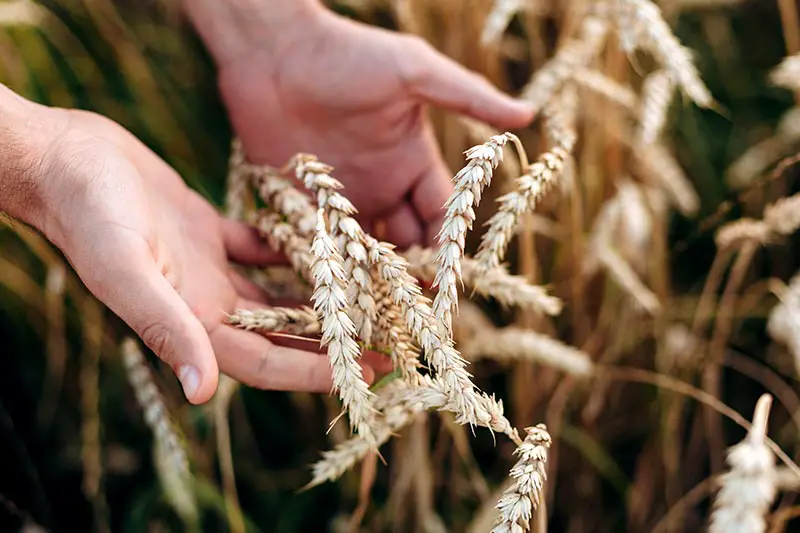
[
  {"left": 182, "top": 0, "right": 323, "bottom": 66},
  {"left": 0, "top": 85, "right": 62, "bottom": 234}
]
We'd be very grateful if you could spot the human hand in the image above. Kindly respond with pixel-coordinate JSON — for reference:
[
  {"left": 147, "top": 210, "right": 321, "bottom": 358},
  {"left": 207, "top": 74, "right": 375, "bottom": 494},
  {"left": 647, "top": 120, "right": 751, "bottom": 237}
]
[
  {"left": 187, "top": 0, "right": 534, "bottom": 247},
  {"left": 0, "top": 89, "right": 390, "bottom": 404}
]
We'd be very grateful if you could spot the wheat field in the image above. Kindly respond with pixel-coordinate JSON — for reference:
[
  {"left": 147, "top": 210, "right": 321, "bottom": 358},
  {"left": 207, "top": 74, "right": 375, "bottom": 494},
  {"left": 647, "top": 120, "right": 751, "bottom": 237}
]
[{"left": 1, "top": 1, "right": 800, "bottom": 532}]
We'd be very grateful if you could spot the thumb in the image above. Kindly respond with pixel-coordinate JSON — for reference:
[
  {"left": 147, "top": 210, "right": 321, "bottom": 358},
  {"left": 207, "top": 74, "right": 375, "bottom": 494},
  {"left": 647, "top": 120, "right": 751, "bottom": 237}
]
[
  {"left": 403, "top": 37, "right": 535, "bottom": 129},
  {"left": 81, "top": 243, "right": 219, "bottom": 404}
]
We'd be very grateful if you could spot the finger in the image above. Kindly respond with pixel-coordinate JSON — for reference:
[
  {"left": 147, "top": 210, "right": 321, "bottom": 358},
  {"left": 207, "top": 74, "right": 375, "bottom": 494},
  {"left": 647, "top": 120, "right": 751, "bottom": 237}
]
[
  {"left": 229, "top": 270, "right": 271, "bottom": 304},
  {"left": 220, "top": 217, "right": 289, "bottom": 266},
  {"left": 382, "top": 203, "right": 424, "bottom": 250},
  {"left": 405, "top": 38, "right": 535, "bottom": 129},
  {"left": 86, "top": 247, "right": 219, "bottom": 404},
  {"left": 210, "top": 325, "right": 377, "bottom": 393},
  {"left": 361, "top": 350, "right": 394, "bottom": 374}
]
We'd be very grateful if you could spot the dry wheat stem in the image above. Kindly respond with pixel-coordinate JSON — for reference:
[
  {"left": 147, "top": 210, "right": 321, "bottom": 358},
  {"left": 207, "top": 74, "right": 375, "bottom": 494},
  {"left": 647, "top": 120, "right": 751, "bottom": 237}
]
[
  {"left": 309, "top": 209, "right": 378, "bottom": 444},
  {"left": 224, "top": 139, "right": 252, "bottom": 221},
  {"left": 228, "top": 306, "right": 321, "bottom": 336},
  {"left": 80, "top": 299, "right": 108, "bottom": 532},
  {"left": 491, "top": 425, "right": 551, "bottom": 533}
]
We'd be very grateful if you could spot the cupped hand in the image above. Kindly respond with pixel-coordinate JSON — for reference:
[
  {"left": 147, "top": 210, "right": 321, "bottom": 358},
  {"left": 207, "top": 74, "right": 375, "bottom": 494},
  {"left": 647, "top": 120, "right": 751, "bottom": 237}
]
[
  {"left": 217, "top": 6, "right": 534, "bottom": 247},
  {"left": 22, "top": 105, "right": 389, "bottom": 404}
]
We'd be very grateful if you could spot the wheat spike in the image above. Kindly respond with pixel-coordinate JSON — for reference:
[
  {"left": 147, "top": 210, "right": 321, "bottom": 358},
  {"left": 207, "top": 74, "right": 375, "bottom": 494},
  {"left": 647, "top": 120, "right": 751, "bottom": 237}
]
[
  {"left": 708, "top": 395, "right": 777, "bottom": 533},
  {"left": 491, "top": 425, "right": 552, "bottom": 533},
  {"left": 309, "top": 209, "right": 378, "bottom": 443}
]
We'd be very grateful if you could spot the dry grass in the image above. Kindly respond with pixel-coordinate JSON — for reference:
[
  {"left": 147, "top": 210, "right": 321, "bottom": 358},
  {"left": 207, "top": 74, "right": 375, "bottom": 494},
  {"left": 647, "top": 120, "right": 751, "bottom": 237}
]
[{"left": 2, "top": 1, "right": 800, "bottom": 532}]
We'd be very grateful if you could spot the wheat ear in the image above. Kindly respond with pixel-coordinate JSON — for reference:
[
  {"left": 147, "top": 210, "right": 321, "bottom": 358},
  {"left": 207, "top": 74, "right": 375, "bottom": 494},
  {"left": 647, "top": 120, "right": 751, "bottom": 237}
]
[
  {"left": 474, "top": 113, "right": 577, "bottom": 272},
  {"left": 309, "top": 209, "right": 378, "bottom": 443},
  {"left": 491, "top": 424, "right": 552, "bottom": 533},
  {"left": 708, "top": 394, "right": 777, "bottom": 533},
  {"left": 121, "top": 338, "right": 198, "bottom": 527},
  {"left": 432, "top": 133, "right": 525, "bottom": 334}
]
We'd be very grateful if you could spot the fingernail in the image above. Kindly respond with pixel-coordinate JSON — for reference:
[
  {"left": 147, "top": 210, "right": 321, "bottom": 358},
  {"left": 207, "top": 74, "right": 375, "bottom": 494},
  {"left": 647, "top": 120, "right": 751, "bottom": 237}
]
[{"left": 177, "top": 365, "right": 200, "bottom": 400}]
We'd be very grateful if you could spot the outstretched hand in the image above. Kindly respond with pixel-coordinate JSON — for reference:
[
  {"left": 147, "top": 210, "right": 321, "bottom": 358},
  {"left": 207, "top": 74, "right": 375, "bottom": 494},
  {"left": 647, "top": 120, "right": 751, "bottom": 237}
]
[
  {"left": 216, "top": 5, "right": 534, "bottom": 247},
  {"left": 4, "top": 98, "right": 388, "bottom": 404}
]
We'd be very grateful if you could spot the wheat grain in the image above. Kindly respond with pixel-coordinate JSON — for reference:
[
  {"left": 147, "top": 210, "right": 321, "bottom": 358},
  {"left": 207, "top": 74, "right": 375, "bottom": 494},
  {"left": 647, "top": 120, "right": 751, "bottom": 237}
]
[
  {"left": 638, "top": 69, "right": 675, "bottom": 144},
  {"left": 259, "top": 154, "right": 516, "bottom": 438},
  {"left": 307, "top": 377, "right": 442, "bottom": 488},
  {"left": 767, "top": 272, "right": 800, "bottom": 379},
  {"left": 297, "top": 155, "right": 378, "bottom": 344},
  {"left": 521, "top": 15, "right": 609, "bottom": 115},
  {"left": 715, "top": 219, "right": 771, "bottom": 250},
  {"left": 708, "top": 394, "right": 777, "bottom": 533},
  {"left": 432, "top": 133, "right": 522, "bottom": 335},
  {"left": 607, "top": 0, "right": 713, "bottom": 108},
  {"left": 573, "top": 67, "right": 640, "bottom": 111},
  {"left": 462, "top": 328, "right": 594, "bottom": 377},
  {"left": 121, "top": 338, "right": 197, "bottom": 527},
  {"left": 255, "top": 212, "right": 313, "bottom": 277},
  {"left": 228, "top": 306, "right": 321, "bottom": 336},
  {"left": 770, "top": 54, "right": 800, "bottom": 91},
  {"left": 404, "top": 246, "right": 562, "bottom": 315},
  {"left": 491, "top": 425, "right": 551, "bottom": 533},
  {"left": 474, "top": 137, "right": 576, "bottom": 273},
  {"left": 481, "top": 0, "right": 525, "bottom": 45},
  {"left": 763, "top": 192, "right": 800, "bottom": 237},
  {"left": 367, "top": 239, "right": 517, "bottom": 439},
  {"left": 310, "top": 209, "right": 378, "bottom": 443}
]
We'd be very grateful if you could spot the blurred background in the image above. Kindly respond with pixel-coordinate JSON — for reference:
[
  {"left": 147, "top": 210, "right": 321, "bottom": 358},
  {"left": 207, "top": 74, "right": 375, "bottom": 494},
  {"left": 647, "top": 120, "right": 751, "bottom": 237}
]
[{"left": 0, "top": 0, "right": 798, "bottom": 532}]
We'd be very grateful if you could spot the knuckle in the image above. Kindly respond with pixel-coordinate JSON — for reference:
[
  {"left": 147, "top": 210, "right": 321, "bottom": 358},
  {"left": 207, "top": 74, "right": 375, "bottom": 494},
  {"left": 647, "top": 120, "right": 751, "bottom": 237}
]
[
  {"left": 399, "top": 35, "right": 435, "bottom": 85},
  {"left": 140, "top": 319, "right": 177, "bottom": 365}
]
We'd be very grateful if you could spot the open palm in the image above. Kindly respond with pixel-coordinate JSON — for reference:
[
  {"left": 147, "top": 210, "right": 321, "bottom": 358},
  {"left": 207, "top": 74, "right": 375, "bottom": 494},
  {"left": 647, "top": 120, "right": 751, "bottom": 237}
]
[{"left": 217, "top": 9, "right": 533, "bottom": 247}]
